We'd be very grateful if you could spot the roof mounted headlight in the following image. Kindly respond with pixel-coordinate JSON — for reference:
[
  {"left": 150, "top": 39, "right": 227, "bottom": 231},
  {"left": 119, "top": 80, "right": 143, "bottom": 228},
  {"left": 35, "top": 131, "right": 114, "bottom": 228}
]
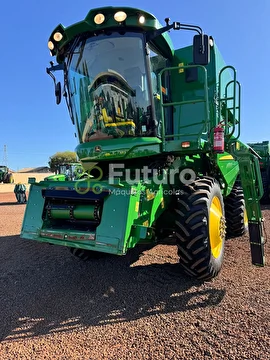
[
  {"left": 48, "top": 41, "right": 54, "bottom": 50},
  {"left": 53, "top": 32, "right": 63, "bottom": 42},
  {"left": 114, "top": 11, "right": 127, "bottom": 22},
  {"left": 139, "top": 15, "right": 145, "bottom": 24},
  {"left": 94, "top": 13, "right": 105, "bottom": 24}
]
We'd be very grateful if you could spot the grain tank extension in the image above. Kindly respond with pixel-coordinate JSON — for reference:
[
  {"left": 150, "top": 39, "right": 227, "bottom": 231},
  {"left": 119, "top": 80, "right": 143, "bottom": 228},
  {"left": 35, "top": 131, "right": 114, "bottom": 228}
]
[{"left": 21, "top": 7, "right": 266, "bottom": 280}]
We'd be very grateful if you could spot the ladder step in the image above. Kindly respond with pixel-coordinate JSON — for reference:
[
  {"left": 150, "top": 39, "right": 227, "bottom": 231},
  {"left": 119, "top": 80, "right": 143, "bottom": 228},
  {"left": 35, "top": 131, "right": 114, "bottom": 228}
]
[{"left": 248, "top": 223, "right": 265, "bottom": 266}]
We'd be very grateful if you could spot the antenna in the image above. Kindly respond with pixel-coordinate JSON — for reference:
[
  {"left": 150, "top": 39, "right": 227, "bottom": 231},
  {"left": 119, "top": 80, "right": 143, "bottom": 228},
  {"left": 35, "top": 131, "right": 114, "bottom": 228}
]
[{"left": 3, "top": 145, "right": 8, "bottom": 167}]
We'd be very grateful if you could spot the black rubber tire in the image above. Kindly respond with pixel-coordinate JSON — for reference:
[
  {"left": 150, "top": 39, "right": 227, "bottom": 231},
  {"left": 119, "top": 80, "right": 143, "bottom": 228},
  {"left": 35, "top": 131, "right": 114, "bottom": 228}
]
[
  {"left": 224, "top": 183, "right": 248, "bottom": 237},
  {"left": 69, "top": 247, "right": 106, "bottom": 261},
  {"left": 3, "top": 173, "right": 13, "bottom": 183},
  {"left": 260, "top": 171, "right": 270, "bottom": 204},
  {"left": 174, "top": 176, "right": 226, "bottom": 280}
]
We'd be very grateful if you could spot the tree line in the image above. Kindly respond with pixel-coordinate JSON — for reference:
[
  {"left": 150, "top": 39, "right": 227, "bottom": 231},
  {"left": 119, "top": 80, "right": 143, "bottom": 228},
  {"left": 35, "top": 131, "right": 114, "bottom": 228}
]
[{"left": 48, "top": 151, "right": 78, "bottom": 173}]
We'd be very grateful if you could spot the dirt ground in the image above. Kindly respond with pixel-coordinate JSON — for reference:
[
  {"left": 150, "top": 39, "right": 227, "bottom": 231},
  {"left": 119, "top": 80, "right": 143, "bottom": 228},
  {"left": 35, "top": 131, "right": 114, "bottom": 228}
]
[{"left": 0, "top": 192, "right": 269, "bottom": 360}]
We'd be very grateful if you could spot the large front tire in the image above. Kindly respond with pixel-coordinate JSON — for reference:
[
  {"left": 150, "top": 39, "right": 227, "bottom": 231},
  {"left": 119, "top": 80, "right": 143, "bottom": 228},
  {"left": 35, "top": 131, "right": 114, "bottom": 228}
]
[{"left": 175, "top": 177, "right": 226, "bottom": 280}]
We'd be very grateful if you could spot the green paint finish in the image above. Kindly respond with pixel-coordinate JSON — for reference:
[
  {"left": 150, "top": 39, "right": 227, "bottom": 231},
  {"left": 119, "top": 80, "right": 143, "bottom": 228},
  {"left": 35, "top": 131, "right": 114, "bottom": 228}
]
[
  {"left": 95, "top": 182, "right": 142, "bottom": 254},
  {"left": 49, "top": 204, "right": 97, "bottom": 220},
  {"left": 76, "top": 137, "right": 162, "bottom": 162},
  {"left": 230, "top": 143, "right": 265, "bottom": 266},
  {"left": 170, "top": 47, "right": 214, "bottom": 144},
  {"left": 217, "top": 153, "right": 240, "bottom": 196},
  {"left": 21, "top": 184, "right": 46, "bottom": 238},
  {"left": 228, "top": 140, "right": 264, "bottom": 217},
  {"left": 129, "top": 182, "right": 170, "bottom": 245},
  {"left": 159, "top": 44, "right": 240, "bottom": 154},
  {"left": 44, "top": 174, "right": 66, "bottom": 181}
]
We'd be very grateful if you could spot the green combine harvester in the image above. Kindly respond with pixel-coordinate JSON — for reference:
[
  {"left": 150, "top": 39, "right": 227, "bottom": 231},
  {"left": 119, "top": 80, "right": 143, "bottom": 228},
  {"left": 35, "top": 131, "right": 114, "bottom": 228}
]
[
  {"left": 0, "top": 166, "right": 14, "bottom": 184},
  {"left": 248, "top": 141, "right": 270, "bottom": 203},
  {"left": 21, "top": 7, "right": 266, "bottom": 280},
  {"left": 43, "top": 162, "right": 85, "bottom": 182}
]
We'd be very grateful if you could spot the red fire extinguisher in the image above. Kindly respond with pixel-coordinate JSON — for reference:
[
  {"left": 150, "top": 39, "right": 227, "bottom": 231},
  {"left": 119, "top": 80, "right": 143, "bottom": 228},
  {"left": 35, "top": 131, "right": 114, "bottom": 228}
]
[{"left": 213, "top": 124, "right": 224, "bottom": 153}]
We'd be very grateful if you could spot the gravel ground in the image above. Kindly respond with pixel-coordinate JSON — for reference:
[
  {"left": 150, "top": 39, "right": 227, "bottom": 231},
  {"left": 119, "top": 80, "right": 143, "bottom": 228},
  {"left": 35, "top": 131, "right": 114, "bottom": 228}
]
[{"left": 0, "top": 192, "right": 269, "bottom": 360}]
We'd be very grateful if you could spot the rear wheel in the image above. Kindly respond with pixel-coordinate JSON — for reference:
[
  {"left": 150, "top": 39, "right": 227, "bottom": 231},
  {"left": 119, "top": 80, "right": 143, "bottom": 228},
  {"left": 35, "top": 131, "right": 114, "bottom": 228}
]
[
  {"left": 225, "top": 183, "right": 248, "bottom": 237},
  {"left": 4, "top": 173, "right": 14, "bottom": 183},
  {"left": 175, "top": 177, "right": 226, "bottom": 280}
]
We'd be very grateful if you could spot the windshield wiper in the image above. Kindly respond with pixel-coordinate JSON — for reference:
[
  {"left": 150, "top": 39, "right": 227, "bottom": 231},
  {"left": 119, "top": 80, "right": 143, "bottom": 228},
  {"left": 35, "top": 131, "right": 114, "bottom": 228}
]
[{"left": 75, "top": 38, "right": 86, "bottom": 71}]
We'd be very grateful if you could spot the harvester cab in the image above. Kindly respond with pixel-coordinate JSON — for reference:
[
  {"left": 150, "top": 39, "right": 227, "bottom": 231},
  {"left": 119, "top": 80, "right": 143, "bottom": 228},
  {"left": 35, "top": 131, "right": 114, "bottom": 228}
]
[{"left": 21, "top": 7, "right": 265, "bottom": 280}]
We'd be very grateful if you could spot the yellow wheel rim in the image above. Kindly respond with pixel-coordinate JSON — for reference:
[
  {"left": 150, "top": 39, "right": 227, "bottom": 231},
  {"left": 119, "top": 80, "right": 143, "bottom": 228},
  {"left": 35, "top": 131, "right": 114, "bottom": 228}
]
[
  {"left": 244, "top": 207, "right": 248, "bottom": 229},
  {"left": 209, "top": 196, "right": 224, "bottom": 258}
]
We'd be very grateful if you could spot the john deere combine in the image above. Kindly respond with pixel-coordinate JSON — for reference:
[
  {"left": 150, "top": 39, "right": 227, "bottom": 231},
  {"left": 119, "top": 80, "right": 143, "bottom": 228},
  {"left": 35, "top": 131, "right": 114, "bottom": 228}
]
[{"left": 21, "top": 7, "right": 265, "bottom": 280}]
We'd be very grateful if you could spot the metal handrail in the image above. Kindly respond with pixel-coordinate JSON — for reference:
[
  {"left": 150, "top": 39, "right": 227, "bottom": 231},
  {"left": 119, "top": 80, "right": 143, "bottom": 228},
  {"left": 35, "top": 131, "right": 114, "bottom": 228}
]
[
  {"left": 158, "top": 65, "right": 210, "bottom": 150},
  {"left": 218, "top": 66, "right": 241, "bottom": 141}
]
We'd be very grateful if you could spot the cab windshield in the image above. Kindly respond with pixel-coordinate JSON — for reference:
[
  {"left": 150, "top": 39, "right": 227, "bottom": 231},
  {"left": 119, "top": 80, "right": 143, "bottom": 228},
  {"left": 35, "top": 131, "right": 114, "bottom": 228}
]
[{"left": 66, "top": 33, "right": 154, "bottom": 142}]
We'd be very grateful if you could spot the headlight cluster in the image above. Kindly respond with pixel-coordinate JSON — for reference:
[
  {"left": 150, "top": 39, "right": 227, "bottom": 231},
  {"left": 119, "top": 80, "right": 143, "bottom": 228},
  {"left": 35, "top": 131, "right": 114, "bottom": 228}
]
[
  {"left": 48, "top": 10, "right": 147, "bottom": 52},
  {"left": 47, "top": 31, "right": 63, "bottom": 51},
  {"left": 93, "top": 11, "right": 146, "bottom": 25}
]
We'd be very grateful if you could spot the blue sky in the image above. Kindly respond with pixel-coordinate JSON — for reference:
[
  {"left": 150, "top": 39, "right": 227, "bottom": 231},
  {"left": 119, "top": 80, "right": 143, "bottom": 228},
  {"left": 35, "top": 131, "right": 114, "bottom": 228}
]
[{"left": 0, "top": 0, "right": 269, "bottom": 170}]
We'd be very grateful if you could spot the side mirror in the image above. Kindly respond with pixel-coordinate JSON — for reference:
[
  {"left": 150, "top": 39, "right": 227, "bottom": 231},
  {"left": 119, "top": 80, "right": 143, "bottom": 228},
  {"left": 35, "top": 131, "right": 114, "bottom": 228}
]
[
  {"left": 193, "top": 34, "right": 210, "bottom": 65},
  {"left": 55, "top": 82, "right": 62, "bottom": 105},
  {"left": 46, "top": 63, "right": 64, "bottom": 105}
]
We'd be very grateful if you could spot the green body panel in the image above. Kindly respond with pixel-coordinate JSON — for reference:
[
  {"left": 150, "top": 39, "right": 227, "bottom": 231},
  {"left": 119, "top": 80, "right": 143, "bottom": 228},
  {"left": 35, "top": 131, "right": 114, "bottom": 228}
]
[
  {"left": 217, "top": 153, "right": 240, "bottom": 196},
  {"left": 229, "top": 141, "right": 265, "bottom": 265},
  {"left": 170, "top": 47, "right": 214, "bottom": 146},
  {"left": 76, "top": 137, "right": 162, "bottom": 164},
  {"left": 21, "top": 179, "right": 169, "bottom": 254},
  {"left": 44, "top": 174, "right": 66, "bottom": 181}
]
